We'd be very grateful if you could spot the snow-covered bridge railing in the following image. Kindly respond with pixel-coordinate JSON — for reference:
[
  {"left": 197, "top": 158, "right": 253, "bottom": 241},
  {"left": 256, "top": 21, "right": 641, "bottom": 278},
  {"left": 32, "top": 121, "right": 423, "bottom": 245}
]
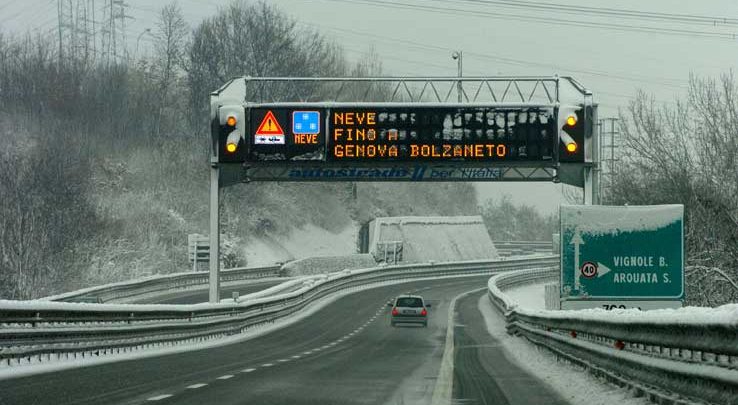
[
  {"left": 42, "top": 265, "right": 282, "bottom": 304},
  {"left": 488, "top": 268, "right": 738, "bottom": 405},
  {"left": 0, "top": 256, "right": 558, "bottom": 369}
]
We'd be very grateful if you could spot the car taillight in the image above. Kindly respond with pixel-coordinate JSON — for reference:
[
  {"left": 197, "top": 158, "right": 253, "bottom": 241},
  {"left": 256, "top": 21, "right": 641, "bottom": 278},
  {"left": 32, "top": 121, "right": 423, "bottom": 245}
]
[
  {"left": 392, "top": 307, "right": 399, "bottom": 316},
  {"left": 421, "top": 308, "right": 427, "bottom": 316}
]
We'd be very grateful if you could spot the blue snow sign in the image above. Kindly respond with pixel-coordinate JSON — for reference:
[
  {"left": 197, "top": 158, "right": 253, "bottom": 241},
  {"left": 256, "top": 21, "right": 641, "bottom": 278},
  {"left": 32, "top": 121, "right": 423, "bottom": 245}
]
[{"left": 292, "top": 111, "right": 320, "bottom": 134}]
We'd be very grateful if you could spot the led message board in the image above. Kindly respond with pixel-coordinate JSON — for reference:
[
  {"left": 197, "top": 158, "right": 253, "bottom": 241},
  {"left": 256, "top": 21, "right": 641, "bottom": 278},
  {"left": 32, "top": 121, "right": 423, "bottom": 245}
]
[{"left": 247, "top": 106, "right": 556, "bottom": 164}]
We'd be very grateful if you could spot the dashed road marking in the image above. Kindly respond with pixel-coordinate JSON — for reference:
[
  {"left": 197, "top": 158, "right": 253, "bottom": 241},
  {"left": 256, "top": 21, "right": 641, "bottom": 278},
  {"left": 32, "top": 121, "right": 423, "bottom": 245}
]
[
  {"left": 186, "top": 383, "right": 207, "bottom": 389},
  {"left": 147, "top": 394, "right": 173, "bottom": 401},
  {"left": 291, "top": 355, "right": 301, "bottom": 359},
  {"left": 262, "top": 363, "right": 274, "bottom": 367},
  {"left": 217, "top": 375, "right": 234, "bottom": 380},
  {"left": 278, "top": 359, "right": 289, "bottom": 363},
  {"left": 303, "top": 351, "right": 312, "bottom": 355},
  {"left": 241, "top": 368, "right": 256, "bottom": 373}
]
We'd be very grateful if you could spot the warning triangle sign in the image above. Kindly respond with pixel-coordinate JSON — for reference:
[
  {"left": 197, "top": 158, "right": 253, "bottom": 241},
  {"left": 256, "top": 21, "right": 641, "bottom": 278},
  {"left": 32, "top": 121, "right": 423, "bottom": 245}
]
[{"left": 255, "top": 111, "right": 284, "bottom": 136}]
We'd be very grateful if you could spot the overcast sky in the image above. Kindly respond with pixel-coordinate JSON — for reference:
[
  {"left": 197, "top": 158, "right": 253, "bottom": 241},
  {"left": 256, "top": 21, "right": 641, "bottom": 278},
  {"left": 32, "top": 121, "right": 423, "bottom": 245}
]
[{"left": 2, "top": 0, "right": 736, "bottom": 213}]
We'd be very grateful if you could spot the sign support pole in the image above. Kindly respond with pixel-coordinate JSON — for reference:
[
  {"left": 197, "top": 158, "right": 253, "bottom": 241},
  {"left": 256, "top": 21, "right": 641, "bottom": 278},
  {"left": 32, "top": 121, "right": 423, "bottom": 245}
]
[
  {"left": 590, "top": 93, "right": 600, "bottom": 205},
  {"left": 208, "top": 162, "right": 221, "bottom": 303},
  {"left": 583, "top": 168, "right": 593, "bottom": 205}
]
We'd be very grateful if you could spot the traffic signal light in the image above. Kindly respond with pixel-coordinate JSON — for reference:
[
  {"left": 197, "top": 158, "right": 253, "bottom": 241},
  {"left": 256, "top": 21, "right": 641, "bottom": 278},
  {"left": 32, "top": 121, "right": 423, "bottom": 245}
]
[
  {"left": 558, "top": 106, "right": 584, "bottom": 163},
  {"left": 217, "top": 105, "right": 245, "bottom": 163}
]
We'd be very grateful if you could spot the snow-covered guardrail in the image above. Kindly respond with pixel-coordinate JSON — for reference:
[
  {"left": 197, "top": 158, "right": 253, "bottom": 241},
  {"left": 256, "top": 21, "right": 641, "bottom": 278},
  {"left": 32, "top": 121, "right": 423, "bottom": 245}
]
[
  {"left": 493, "top": 240, "right": 553, "bottom": 257},
  {"left": 42, "top": 265, "right": 282, "bottom": 304},
  {"left": 488, "top": 268, "right": 738, "bottom": 405},
  {"left": 0, "top": 256, "right": 557, "bottom": 369}
]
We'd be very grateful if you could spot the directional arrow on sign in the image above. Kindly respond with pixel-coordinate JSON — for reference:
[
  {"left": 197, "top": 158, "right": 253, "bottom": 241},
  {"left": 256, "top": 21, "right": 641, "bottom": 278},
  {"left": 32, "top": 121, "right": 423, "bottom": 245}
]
[
  {"left": 571, "top": 230, "right": 584, "bottom": 290},
  {"left": 597, "top": 262, "right": 612, "bottom": 278}
]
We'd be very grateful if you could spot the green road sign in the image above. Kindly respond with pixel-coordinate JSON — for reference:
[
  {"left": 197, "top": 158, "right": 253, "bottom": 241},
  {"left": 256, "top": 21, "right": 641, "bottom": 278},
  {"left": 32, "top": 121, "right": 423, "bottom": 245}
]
[{"left": 560, "top": 205, "right": 684, "bottom": 303}]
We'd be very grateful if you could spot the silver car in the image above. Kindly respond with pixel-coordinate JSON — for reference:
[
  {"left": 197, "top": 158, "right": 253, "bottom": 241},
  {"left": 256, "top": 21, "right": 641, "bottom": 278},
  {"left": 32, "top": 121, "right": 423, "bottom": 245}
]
[{"left": 388, "top": 295, "right": 430, "bottom": 327}]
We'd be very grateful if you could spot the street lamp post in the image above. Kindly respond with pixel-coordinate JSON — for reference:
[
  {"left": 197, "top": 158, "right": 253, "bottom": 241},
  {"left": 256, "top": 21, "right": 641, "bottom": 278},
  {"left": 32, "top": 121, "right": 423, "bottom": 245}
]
[
  {"left": 134, "top": 28, "right": 152, "bottom": 61},
  {"left": 452, "top": 51, "right": 463, "bottom": 102}
]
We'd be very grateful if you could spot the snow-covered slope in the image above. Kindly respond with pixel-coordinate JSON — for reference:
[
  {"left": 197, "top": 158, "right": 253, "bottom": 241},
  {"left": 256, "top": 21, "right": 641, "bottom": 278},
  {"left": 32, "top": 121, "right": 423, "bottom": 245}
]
[{"left": 241, "top": 223, "right": 359, "bottom": 266}]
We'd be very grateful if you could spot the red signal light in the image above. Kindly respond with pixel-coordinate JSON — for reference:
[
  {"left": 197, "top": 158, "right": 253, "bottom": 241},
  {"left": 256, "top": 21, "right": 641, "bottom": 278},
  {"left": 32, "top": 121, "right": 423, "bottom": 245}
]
[
  {"left": 391, "top": 307, "right": 399, "bottom": 316},
  {"left": 421, "top": 308, "right": 427, "bottom": 316}
]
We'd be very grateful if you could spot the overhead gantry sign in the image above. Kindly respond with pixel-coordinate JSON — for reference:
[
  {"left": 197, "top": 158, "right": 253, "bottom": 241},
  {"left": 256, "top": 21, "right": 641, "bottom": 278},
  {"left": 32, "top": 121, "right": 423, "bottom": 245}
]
[{"left": 212, "top": 77, "right": 597, "bottom": 185}]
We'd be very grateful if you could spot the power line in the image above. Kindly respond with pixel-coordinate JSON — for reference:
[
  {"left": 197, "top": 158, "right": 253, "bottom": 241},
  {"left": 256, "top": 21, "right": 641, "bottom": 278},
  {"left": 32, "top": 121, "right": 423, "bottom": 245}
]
[
  {"left": 319, "top": 0, "right": 737, "bottom": 40},
  {"left": 439, "top": 0, "right": 738, "bottom": 27},
  {"left": 296, "top": 21, "right": 688, "bottom": 90}
]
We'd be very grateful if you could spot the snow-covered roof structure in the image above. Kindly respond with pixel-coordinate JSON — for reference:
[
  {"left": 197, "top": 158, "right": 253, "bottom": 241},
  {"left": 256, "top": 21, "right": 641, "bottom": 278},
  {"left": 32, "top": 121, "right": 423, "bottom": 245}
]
[{"left": 368, "top": 216, "right": 498, "bottom": 263}]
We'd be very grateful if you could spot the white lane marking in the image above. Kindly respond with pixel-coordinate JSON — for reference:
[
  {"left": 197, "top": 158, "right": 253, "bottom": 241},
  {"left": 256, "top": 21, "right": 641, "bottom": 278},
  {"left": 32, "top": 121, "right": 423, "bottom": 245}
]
[
  {"left": 186, "top": 383, "right": 207, "bottom": 389},
  {"left": 147, "top": 394, "right": 173, "bottom": 401},
  {"left": 241, "top": 368, "right": 256, "bottom": 373},
  {"left": 217, "top": 375, "right": 234, "bottom": 380},
  {"left": 430, "top": 287, "right": 487, "bottom": 405},
  {"left": 291, "top": 355, "right": 301, "bottom": 359},
  {"left": 261, "top": 363, "right": 274, "bottom": 367},
  {"left": 303, "top": 351, "right": 313, "bottom": 355},
  {"left": 278, "top": 359, "right": 289, "bottom": 363}
]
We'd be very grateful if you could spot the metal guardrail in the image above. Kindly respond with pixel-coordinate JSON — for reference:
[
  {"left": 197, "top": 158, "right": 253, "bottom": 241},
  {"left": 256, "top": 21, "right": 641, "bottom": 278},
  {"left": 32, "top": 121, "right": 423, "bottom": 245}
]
[
  {"left": 493, "top": 240, "right": 553, "bottom": 257},
  {"left": 488, "top": 268, "right": 738, "bottom": 405},
  {"left": 0, "top": 256, "right": 557, "bottom": 368},
  {"left": 42, "top": 266, "right": 282, "bottom": 304},
  {"left": 42, "top": 240, "right": 551, "bottom": 303}
]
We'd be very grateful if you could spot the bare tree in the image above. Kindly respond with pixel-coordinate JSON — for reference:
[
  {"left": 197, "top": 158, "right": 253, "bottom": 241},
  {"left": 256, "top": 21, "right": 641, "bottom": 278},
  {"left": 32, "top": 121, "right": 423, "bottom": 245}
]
[
  {"left": 608, "top": 73, "right": 738, "bottom": 305},
  {"left": 153, "top": 2, "right": 188, "bottom": 137}
]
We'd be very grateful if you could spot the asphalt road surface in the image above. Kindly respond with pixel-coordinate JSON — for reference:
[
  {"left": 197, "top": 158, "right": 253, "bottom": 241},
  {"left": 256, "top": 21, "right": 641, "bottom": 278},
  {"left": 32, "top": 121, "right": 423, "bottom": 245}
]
[
  {"left": 0, "top": 276, "right": 565, "bottom": 405},
  {"left": 452, "top": 291, "right": 567, "bottom": 405}
]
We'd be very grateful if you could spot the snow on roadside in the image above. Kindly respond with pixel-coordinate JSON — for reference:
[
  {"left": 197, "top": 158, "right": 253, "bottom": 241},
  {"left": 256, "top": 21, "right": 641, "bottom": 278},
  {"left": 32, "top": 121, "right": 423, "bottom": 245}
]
[
  {"left": 519, "top": 304, "right": 738, "bottom": 326},
  {"left": 503, "top": 283, "right": 546, "bottom": 310},
  {"left": 477, "top": 294, "right": 649, "bottom": 405}
]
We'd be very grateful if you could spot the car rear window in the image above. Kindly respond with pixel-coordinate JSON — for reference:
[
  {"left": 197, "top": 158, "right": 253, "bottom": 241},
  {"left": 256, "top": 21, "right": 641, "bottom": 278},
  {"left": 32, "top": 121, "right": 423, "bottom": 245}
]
[{"left": 396, "top": 297, "right": 423, "bottom": 307}]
